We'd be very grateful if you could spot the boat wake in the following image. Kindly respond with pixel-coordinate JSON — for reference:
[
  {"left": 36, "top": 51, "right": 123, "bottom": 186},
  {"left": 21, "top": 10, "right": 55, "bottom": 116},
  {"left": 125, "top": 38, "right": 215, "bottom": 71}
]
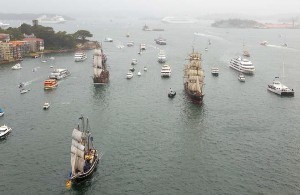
[
  {"left": 266, "top": 44, "right": 299, "bottom": 52},
  {"left": 194, "top": 32, "right": 227, "bottom": 42}
]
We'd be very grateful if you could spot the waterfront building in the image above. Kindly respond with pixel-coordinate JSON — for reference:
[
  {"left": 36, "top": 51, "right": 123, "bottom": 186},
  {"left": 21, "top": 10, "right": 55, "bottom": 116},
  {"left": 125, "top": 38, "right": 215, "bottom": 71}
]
[{"left": 23, "top": 38, "right": 44, "bottom": 52}]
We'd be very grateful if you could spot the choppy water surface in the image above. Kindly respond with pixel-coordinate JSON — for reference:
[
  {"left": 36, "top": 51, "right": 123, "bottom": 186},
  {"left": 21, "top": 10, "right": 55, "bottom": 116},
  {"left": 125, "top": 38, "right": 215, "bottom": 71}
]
[{"left": 1, "top": 19, "right": 300, "bottom": 194}]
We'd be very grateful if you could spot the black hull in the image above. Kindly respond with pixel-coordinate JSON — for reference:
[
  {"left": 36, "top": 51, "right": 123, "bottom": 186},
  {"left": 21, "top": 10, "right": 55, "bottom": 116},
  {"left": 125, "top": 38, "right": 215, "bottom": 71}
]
[
  {"left": 71, "top": 157, "right": 99, "bottom": 183},
  {"left": 281, "top": 92, "right": 295, "bottom": 96},
  {"left": 0, "top": 132, "right": 10, "bottom": 139},
  {"left": 212, "top": 73, "right": 219, "bottom": 76},
  {"left": 93, "top": 71, "right": 109, "bottom": 84},
  {"left": 168, "top": 92, "right": 176, "bottom": 98},
  {"left": 184, "top": 85, "right": 204, "bottom": 104}
]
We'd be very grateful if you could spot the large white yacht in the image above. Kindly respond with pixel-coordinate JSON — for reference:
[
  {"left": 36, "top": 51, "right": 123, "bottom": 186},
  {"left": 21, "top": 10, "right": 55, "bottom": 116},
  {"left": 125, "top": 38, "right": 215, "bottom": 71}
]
[
  {"left": 158, "top": 50, "right": 167, "bottom": 63},
  {"left": 161, "top": 64, "right": 171, "bottom": 77},
  {"left": 267, "top": 77, "right": 294, "bottom": 96},
  {"left": 74, "top": 51, "right": 87, "bottom": 62},
  {"left": 229, "top": 57, "right": 255, "bottom": 74},
  {"left": 49, "top": 69, "right": 70, "bottom": 80},
  {"left": 37, "top": 15, "right": 66, "bottom": 24}
]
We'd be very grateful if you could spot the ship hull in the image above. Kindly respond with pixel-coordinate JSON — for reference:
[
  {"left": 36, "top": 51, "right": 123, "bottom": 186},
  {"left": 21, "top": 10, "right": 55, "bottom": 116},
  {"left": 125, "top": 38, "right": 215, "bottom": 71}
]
[
  {"left": 184, "top": 83, "right": 204, "bottom": 104},
  {"left": 71, "top": 157, "right": 99, "bottom": 183},
  {"left": 93, "top": 71, "right": 109, "bottom": 84}
]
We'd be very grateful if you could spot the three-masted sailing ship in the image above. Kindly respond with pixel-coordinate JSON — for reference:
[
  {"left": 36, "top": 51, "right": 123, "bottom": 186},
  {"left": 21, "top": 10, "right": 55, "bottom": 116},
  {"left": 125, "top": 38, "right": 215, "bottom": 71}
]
[
  {"left": 183, "top": 49, "right": 205, "bottom": 104},
  {"left": 93, "top": 43, "right": 109, "bottom": 84},
  {"left": 69, "top": 115, "right": 101, "bottom": 183}
]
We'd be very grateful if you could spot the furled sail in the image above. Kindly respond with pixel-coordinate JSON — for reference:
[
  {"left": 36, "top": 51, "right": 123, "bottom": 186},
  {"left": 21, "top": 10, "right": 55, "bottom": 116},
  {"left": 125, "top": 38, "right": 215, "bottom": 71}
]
[{"left": 93, "top": 49, "right": 103, "bottom": 76}]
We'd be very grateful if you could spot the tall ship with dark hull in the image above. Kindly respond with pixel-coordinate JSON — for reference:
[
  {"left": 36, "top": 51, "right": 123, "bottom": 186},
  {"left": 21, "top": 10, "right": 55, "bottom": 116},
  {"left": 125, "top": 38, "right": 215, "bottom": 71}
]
[
  {"left": 184, "top": 49, "right": 205, "bottom": 104},
  {"left": 93, "top": 44, "right": 109, "bottom": 84}
]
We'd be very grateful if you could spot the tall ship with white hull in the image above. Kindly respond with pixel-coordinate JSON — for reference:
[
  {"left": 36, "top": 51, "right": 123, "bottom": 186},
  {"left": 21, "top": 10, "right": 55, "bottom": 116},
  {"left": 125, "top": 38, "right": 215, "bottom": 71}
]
[
  {"left": 184, "top": 49, "right": 205, "bottom": 104},
  {"left": 229, "top": 57, "right": 255, "bottom": 74},
  {"left": 93, "top": 43, "right": 109, "bottom": 84}
]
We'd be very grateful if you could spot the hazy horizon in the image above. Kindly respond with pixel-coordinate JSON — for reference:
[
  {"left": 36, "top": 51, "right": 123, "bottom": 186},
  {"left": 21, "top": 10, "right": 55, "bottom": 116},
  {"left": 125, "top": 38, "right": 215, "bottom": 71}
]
[{"left": 2, "top": 0, "right": 300, "bottom": 19}]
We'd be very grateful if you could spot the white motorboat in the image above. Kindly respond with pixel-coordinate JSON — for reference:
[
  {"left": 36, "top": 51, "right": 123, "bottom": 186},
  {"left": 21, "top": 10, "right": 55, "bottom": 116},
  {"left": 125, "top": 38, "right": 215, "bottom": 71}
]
[
  {"left": 20, "top": 88, "right": 30, "bottom": 94},
  {"left": 0, "top": 108, "right": 4, "bottom": 117},
  {"left": 158, "top": 50, "right": 167, "bottom": 63},
  {"left": 161, "top": 64, "right": 171, "bottom": 77},
  {"left": 49, "top": 69, "right": 70, "bottom": 80},
  {"left": 104, "top": 37, "right": 113, "bottom": 42},
  {"left": 131, "top": 59, "right": 137, "bottom": 65},
  {"left": 267, "top": 77, "right": 294, "bottom": 96},
  {"left": 140, "top": 44, "right": 146, "bottom": 51},
  {"left": 229, "top": 57, "right": 255, "bottom": 74},
  {"left": 238, "top": 74, "right": 246, "bottom": 82},
  {"left": 0, "top": 125, "right": 12, "bottom": 139},
  {"left": 127, "top": 41, "right": 134, "bottom": 47},
  {"left": 205, "top": 48, "right": 208, "bottom": 51},
  {"left": 11, "top": 63, "right": 22, "bottom": 70},
  {"left": 126, "top": 71, "right": 133, "bottom": 79},
  {"left": 155, "top": 37, "right": 167, "bottom": 45},
  {"left": 37, "top": 15, "right": 66, "bottom": 24},
  {"left": 211, "top": 67, "right": 219, "bottom": 76},
  {"left": 137, "top": 71, "right": 141, "bottom": 76},
  {"left": 74, "top": 51, "right": 87, "bottom": 62},
  {"left": 144, "top": 66, "right": 147, "bottom": 71},
  {"left": 43, "top": 102, "right": 50, "bottom": 110}
]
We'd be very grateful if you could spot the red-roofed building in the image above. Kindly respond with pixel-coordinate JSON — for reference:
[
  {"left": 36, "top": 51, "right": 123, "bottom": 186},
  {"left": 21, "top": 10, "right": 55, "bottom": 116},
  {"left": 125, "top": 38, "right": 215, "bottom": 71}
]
[
  {"left": 0, "top": 34, "right": 10, "bottom": 42},
  {"left": 23, "top": 37, "right": 44, "bottom": 52}
]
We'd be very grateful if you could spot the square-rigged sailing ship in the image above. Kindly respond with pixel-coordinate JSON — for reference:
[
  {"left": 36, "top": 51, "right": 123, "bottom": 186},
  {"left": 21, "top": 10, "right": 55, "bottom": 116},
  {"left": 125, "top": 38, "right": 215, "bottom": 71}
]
[{"left": 93, "top": 43, "right": 109, "bottom": 84}]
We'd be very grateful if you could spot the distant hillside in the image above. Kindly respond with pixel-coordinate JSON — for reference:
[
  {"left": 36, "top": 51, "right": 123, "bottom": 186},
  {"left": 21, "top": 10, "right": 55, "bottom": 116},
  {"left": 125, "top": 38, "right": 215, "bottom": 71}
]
[
  {"left": 0, "top": 13, "right": 74, "bottom": 21},
  {"left": 211, "top": 19, "right": 264, "bottom": 28}
]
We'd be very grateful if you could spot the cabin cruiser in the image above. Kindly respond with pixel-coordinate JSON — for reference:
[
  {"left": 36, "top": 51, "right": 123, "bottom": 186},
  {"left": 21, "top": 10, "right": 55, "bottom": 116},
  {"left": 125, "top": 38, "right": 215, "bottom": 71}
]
[
  {"left": 211, "top": 67, "right": 219, "bottom": 76},
  {"left": 161, "top": 64, "right": 171, "bottom": 77},
  {"left": 43, "top": 102, "right": 50, "bottom": 110},
  {"left": 131, "top": 59, "right": 137, "bottom": 65},
  {"left": 229, "top": 57, "right": 255, "bottom": 74},
  {"left": 49, "top": 69, "right": 70, "bottom": 80},
  {"left": 74, "top": 51, "right": 87, "bottom": 62},
  {"left": 267, "top": 77, "right": 294, "bottom": 96},
  {"left": 20, "top": 88, "right": 30, "bottom": 94},
  {"left": 158, "top": 50, "right": 167, "bottom": 63},
  {"left": 0, "top": 125, "right": 12, "bottom": 139},
  {"left": 126, "top": 71, "right": 133, "bottom": 79},
  {"left": 238, "top": 74, "right": 246, "bottom": 82},
  {"left": 11, "top": 63, "right": 22, "bottom": 70},
  {"left": 155, "top": 37, "right": 166, "bottom": 45}
]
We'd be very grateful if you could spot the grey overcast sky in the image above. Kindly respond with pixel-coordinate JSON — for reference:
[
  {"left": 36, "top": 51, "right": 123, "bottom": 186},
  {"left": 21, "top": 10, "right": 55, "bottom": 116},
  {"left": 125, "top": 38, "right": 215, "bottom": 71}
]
[{"left": 3, "top": 0, "right": 300, "bottom": 17}]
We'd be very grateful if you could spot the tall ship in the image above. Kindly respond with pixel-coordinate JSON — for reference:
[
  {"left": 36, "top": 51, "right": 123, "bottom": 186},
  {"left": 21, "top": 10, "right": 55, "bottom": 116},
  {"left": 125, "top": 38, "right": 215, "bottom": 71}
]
[
  {"left": 184, "top": 49, "right": 205, "bottom": 104},
  {"left": 229, "top": 57, "right": 255, "bottom": 74},
  {"left": 68, "top": 115, "right": 101, "bottom": 185},
  {"left": 93, "top": 44, "right": 109, "bottom": 84}
]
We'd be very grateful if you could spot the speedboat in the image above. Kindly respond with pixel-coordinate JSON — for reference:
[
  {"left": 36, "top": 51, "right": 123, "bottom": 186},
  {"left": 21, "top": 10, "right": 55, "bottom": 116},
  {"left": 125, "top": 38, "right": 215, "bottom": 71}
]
[
  {"left": 126, "top": 71, "right": 133, "bottom": 79},
  {"left": 20, "top": 88, "right": 30, "bottom": 94},
  {"left": 0, "top": 108, "right": 4, "bottom": 117},
  {"left": 131, "top": 59, "right": 137, "bottom": 65},
  {"left": 229, "top": 57, "right": 255, "bottom": 74},
  {"left": 267, "top": 77, "right": 294, "bottom": 96},
  {"left": 11, "top": 63, "right": 22, "bottom": 70},
  {"left": 211, "top": 67, "right": 219, "bottom": 76},
  {"left": 43, "top": 102, "right": 50, "bottom": 110},
  {"left": 161, "top": 64, "right": 171, "bottom": 77},
  {"left": 168, "top": 90, "right": 176, "bottom": 98},
  {"left": 0, "top": 125, "right": 12, "bottom": 139},
  {"left": 238, "top": 74, "right": 246, "bottom": 82},
  {"left": 74, "top": 51, "right": 87, "bottom": 62}
]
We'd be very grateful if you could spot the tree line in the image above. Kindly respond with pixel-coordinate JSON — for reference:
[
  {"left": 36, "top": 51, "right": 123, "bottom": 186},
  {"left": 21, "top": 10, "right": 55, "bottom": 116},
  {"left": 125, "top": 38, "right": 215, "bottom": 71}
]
[{"left": 0, "top": 23, "right": 93, "bottom": 50}]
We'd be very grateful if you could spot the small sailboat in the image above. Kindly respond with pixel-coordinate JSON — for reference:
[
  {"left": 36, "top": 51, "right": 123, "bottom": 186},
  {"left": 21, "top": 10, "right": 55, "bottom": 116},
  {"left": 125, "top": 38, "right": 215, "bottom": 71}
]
[{"left": 68, "top": 115, "right": 101, "bottom": 184}]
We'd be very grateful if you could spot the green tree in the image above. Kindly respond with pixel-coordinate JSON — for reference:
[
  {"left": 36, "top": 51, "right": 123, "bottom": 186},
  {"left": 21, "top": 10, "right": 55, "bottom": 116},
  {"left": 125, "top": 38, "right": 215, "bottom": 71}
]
[
  {"left": 19, "top": 23, "right": 33, "bottom": 35},
  {"left": 73, "top": 30, "right": 93, "bottom": 41}
]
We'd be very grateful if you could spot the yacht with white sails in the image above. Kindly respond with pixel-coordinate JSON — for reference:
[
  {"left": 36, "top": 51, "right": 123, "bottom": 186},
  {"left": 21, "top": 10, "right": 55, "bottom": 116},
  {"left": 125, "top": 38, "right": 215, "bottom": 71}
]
[
  {"left": 161, "top": 64, "right": 171, "bottom": 77},
  {"left": 229, "top": 57, "right": 255, "bottom": 74},
  {"left": 74, "top": 51, "right": 87, "bottom": 62}
]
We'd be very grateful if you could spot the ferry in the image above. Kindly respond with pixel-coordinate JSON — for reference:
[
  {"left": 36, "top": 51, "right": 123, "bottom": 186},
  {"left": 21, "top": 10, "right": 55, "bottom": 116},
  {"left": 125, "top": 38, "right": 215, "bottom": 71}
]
[
  {"left": 267, "top": 77, "right": 294, "bottom": 96},
  {"left": 49, "top": 69, "right": 70, "bottom": 80},
  {"left": 74, "top": 52, "right": 87, "bottom": 62},
  {"left": 161, "top": 64, "right": 171, "bottom": 77},
  {"left": 44, "top": 79, "right": 58, "bottom": 90},
  {"left": 229, "top": 57, "right": 255, "bottom": 74}
]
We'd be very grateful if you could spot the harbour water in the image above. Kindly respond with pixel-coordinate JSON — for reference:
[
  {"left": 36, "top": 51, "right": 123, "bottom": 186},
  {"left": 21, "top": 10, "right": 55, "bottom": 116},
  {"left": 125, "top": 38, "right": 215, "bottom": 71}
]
[{"left": 1, "top": 18, "right": 300, "bottom": 194}]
